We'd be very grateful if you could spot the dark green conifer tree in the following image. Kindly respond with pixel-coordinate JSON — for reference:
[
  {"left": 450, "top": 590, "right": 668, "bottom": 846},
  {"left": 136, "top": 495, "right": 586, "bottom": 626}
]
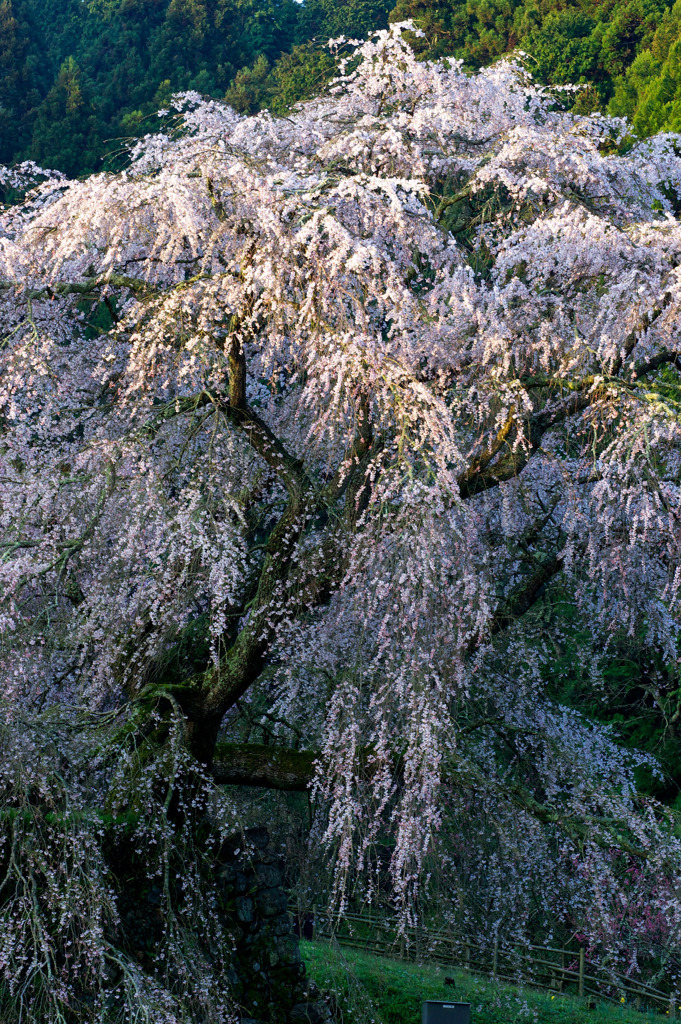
[{"left": 30, "top": 57, "right": 101, "bottom": 177}]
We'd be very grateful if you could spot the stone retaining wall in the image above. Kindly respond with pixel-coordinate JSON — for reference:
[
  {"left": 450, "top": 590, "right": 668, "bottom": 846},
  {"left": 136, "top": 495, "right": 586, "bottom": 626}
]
[{"left": 218, "top": 827, "right": 333, "bottom": 1024}]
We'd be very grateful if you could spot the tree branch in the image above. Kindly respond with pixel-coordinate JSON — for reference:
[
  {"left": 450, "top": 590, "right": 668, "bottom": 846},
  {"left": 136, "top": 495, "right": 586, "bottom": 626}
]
[
  {"left": 491, "top": 552, "right": 564, "bottom": 634},
  {"left": 611, "top": 291, "right": 673, "bottom": 376},
  {"left": 458, "top": 392, "right": 591, "bottom": 497},
  {"left": 211, "top": 741, "right": 650, "bottom": 861},
  {"left": 212, "top": 743, "right": 316, "bottom": 790},
  {"left": 221, "top": 399, "right": 311, "bottom": 502},
  {"left": 0, "top": 274, "right": 153, "bottom": 300}
]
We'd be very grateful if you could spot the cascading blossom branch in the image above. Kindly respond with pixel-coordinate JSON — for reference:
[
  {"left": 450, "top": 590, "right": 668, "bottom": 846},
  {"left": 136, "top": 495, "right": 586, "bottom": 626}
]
[{"left": 2, "top": 21, "right": 681, "bottom": 1019}]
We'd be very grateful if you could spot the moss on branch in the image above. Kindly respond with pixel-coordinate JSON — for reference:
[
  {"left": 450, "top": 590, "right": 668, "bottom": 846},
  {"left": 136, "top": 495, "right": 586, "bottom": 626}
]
[{"left": 212, "top": 743, "right": 317, "bottom": 790}]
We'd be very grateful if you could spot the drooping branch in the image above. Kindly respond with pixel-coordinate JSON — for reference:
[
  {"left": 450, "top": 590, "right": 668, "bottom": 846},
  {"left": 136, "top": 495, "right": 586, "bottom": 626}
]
[
  {"left": 212, "top": 741, "right": 651, "bottom": 861},
  {"left": 504, "top": 781, "right": 649, "bottom": 861}
]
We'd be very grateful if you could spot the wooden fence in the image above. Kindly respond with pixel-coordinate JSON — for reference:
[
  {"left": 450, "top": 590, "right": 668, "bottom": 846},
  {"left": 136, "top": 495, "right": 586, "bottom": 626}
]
[{"left": 292, "top": 905, "right": 678, "bottom": 1017}]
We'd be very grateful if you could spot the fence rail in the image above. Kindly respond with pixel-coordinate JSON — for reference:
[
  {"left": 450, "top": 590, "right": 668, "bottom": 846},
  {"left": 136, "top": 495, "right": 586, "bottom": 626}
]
[{"left": 291, "top": 905, "right": 677, "bottom": 1018}]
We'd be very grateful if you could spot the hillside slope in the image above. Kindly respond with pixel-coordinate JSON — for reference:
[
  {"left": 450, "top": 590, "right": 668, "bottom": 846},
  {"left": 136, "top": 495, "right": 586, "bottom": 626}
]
[{"left": 3, "top": 0, "right": 681, "bottom": 178}]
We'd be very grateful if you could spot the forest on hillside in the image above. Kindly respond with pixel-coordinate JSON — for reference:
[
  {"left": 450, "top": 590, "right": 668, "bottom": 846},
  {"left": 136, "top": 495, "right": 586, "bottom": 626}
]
[{"left": 4, "top": 0, "right": 681, "bottom": 177}]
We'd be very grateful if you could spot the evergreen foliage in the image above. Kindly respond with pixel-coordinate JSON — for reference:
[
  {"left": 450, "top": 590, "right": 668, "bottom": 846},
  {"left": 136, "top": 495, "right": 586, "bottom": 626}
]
[
  {"left": 610, "top": 0, "right": 681, "bottom": 134},
  {"left": 5, "top": 0, "right": 681, "bottom": 175}
]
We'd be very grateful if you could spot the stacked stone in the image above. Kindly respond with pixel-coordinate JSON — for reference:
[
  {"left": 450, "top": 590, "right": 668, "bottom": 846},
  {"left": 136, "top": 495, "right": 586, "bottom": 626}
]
[{"left": 217, "top": 827, "right": 333, "bottom": 1024}]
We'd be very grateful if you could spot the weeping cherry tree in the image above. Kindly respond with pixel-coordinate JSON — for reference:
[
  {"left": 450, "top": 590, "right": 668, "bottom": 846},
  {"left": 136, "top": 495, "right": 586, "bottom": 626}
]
[{"left": 2, "top": 24, "right": 681, "bottom": 1022}]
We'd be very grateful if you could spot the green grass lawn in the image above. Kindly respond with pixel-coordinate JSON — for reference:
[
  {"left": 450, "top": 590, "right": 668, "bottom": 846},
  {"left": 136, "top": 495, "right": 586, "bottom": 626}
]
[{"left": 300, "top": 940, "right": 670, "bottom": 1024}]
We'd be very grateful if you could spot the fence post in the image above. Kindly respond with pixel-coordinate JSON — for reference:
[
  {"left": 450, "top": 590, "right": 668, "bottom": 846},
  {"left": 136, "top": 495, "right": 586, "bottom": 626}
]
[
  {"left": 670, "top": 994, "right": 676, "bottom": 1020},
  {"left": 578, "top": 948, "right": 585, "bottom": 998},
  {"left": 493, "top": 938, "right": 498, "bottom": 978}
]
